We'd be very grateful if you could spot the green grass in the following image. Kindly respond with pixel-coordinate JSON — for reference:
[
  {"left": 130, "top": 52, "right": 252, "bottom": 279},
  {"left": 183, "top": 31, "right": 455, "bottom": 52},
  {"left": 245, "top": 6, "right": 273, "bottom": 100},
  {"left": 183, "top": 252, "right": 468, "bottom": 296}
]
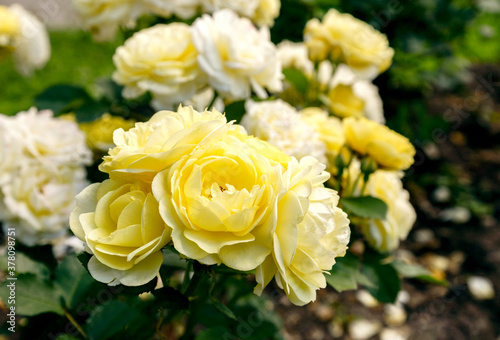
[{"left": 0, "top": 30, "right": 123, "bottom": 116}]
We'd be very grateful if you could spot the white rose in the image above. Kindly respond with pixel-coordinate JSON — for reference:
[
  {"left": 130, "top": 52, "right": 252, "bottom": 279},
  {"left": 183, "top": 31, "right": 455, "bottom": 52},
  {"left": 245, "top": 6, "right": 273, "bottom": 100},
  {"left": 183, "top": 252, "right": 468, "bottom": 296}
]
[
  {"left": 113, "top": 23, "right": 204, "bottom": 109},
  {"left": 72, "top": 0, "right": 146, "bottom": 41},
  {"left": 8, "top": 108, "right": 92, "bottom": 167},
  {"left": 1, "top": 5, "right": 50, "bottom": 76},
  {"left": 322, "top": 64, "right": 384, "bottom": 123},
  {"left": 0, "top": 115, "right": 21, "bottom": 185},
  {"left": 241, "top": 99, "right": 327, "bottom": 164},
  {"left": 277, "top": 40, "right": 314, "bottom": 77},
  {"left": 191, "top": 9, "right": 282, "bottom": 101},
  {"left": 1, "top": 162, "right": 88, "bottom": 246}
]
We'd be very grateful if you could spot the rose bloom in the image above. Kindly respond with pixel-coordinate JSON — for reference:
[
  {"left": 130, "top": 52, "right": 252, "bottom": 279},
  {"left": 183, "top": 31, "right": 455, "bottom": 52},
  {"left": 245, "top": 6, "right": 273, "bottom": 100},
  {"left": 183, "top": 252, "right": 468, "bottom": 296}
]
[
  {"left": 300, "top": 107, "right": 345, "bottom": 158},
  {"left": 71, "top": 179, "right": 171, "bottom": 285},
  {"left": 0, "top": 109, "right": 91, "bottom": 245},
  {"left": 343, "top": 117, "right": 415, "bottom": 171},
  {"left": 254, "top": 157, "right": 350, "bottom": 305},
  {"left": 0, "top": 5, "right": 50, "bottom": 76},
  {"left": 143, "top": 0, "right": 200, "bottom": 19},
  {"left": 2, "top": 162, "right": 88, "bottom": 246},
  {"left": 0, "top": 5, "right": 20, "bottom": 48},
  {"left": 79, "top": 113, "right": 135, "bottom": 153},
  {"left": 73, "top": 0, "right": 146, "bottom": 41},
  {"left": 277, "top": 40, "right": 314, "bottom": 77},
  {"left": 191, "top": 9, "right": 282, "bottom": 101},
  {"left": 241, "top": 100, "right": 327, "bottom": 165},
  {"left": 304, "top": 9, "right": 394, "bottom": 79},
  {"left": 113, "top": 23, "right": 204, "bottom": 109},
  {"left": 8, "top": 108, "right": 92, "bottom": 167},
  {"left": 100, "top": 106, "right": 232, "bottom": 183},
  {"left": 349, "top": 162, "right": 415, "bottom": 252},
  {"left": 152, "top": 129, "right": 290, "bottom": 270},
  {"left": 201, "top": 0, "right": 280, "bottom": 27},
  {"left": 323, "top": 64, "right": 384, "bottom": 123}
]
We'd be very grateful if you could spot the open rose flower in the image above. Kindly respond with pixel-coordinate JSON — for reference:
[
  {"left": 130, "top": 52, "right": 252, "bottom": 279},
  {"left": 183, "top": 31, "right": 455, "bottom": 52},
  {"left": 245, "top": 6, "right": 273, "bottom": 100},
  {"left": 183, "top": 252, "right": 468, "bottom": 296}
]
[
  {"left": 71, "top": 179, "right": 171, "bottom": 286},
  {"left": 152, "top": 130, "right": 290, "bottom": 270},
  {"left": 304, "top": 9, "right": 393, "bottom": 79},
  {"left": 254, "top": 157, "right": 350, "bottom": 305},
  {"left": 113, "top": 23, "right": 204, "bottom": 109},
  {"left": 191, "top": 9, "right": 282, "bottom": 100}
]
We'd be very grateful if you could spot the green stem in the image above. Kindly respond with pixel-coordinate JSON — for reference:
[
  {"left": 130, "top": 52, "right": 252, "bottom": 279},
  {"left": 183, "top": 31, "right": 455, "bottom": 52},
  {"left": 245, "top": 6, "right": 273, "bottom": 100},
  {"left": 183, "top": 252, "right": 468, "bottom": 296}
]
[
  {"left": 181, "top": 261, "right": 193, "bottom": 294},
  {"left": 64, "top": 308, "right": 87, "bottom": 339}
]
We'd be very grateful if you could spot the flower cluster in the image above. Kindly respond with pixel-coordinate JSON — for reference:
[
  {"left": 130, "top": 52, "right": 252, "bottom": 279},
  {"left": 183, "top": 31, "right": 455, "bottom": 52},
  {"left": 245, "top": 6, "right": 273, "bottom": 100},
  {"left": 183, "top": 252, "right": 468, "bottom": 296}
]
[
  {"left": 0, "top": 108, "right": 91, "bottom": 245},
  {"left": 112, "top": 9, "right": 282, "bottom": 109},
  {"left": 71, "top": 105, "right": 350, "bottom": 305},
  {"left": 0, "top": 4, "right": 50, "bottom": 76},
  {"left": 73, "top": 0, "right": 280, "bottom": 41},
  {"left": 304, "top": 8, "right": 394, "bottom": 80}
]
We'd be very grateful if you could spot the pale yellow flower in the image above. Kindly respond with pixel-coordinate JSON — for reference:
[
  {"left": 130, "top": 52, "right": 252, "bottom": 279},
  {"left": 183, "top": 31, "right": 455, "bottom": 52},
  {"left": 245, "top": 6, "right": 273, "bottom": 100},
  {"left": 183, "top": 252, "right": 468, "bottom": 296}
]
[
  {"left": 0, "top": 5, "right": 20, "bottom": 49},
  {"left": 71, "top": 179, "right": 171, "bottom": 286},
  {"left": 323, "top": 64, "right": 384, "bottom": 123},
  {"left": 113, "top": 23, "right": 204, "bottom": 108},
  {"left": 152, "top": 129, "right": 290, "bottom": 270},
  {"left": 73, "top": 0, "right": 146, "bottom": 41},
  {"left": 304, "top": 9, "right": 394, "bottom": 79},
  {"left": 201, "top": 0, "right": 280, "bottom": 27},
  {"left": 0, "top": 5, "right": 50, "bottom": 76},
  {"left": 254, "top": 157, "right": 350, "bottom": 305},
  {"left": 348, "top": 161, "right": 415, "bottom": 252},
  {"left": 300, "top": 107, "right": 345, "bottom": 157},
  {"left": 79, "top": 114, "right": 135, "bottom": 152},
  {"left": 191, "top": 9, "right": 282, "bottom": 100},
  {"left": 100, "top": 106, "right": 231, "bottom": 183},
  {"left": 343, "top": 117, "right": 415, "bottom": 170}
]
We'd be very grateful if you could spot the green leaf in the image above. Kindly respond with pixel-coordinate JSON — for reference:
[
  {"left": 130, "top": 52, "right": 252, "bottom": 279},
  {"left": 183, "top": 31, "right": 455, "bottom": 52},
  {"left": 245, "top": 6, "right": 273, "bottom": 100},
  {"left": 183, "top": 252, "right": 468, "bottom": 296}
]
[
  {"left": 283, "top": 68, "right": 309, "bottom": 94},
  {"left": 0, "top": 274, "right": 64, "bottom": 316},
  {"left": 341, "top": 196, "right": 388, "bottom": 220},
  {"left": 196, "top": 327, "right": 232, "bottom": 340},
  {"left": 55, "top": 335, "right": 80, "bottom": 340},
  {"left": 35, "top": 85, "right": 90, "bottom": 115},
  {"left": 211, "top": 298, "right": 237, "bottom": 320},
  {"left": 326, "top": 253, "right": 374, "bottom": 292},
  {"left": 74, "top": 99, "right": 109, "bottom": 122},
  {"left": 85, "top": 301, "right": 143, "bottom": 340},
  {"left": 391, "top": 261, "right": 449, "bottom": 286},
  {"left": 0, "top": 252, "right": 49, "bottom": 278},
  {"left": 54, "top": 256, "right": 95, "bottom": 310},
  {"left": 224, "top": 100, "right": 246, "bottom": 124},
  {"left": 361, "top": 262, "right": 401, "bottom": 303}
]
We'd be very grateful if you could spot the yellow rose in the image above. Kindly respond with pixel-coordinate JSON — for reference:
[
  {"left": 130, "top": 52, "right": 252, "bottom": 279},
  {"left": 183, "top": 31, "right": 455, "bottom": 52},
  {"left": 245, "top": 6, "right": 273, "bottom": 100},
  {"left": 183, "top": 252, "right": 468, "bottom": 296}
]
[
  {"left": 79, "top": 114, "right": 135, "bottom": 152},
  {"left": 348, "top": 162, "right": 415, "bottom": 252},
  {"left": 343, "top": 117, "right": 415, "bottom": 170},
  {"left": 304, "top": 9, "right": 394, "bottom": 79},
  {"left": 70, "top": 179, "right": 171, "bottom": 286},
  {"left": 253, "top": 0, "right": 280, "bottom": 27},
  {"left": 0, "top": 5, "right": 20, "bottom": 50},
  {"left": 100, "top": 106, "right": 230, "bottom": 183},
  {"left": 254, "top": 157, "right": 350, "bottom": 305},
  {"left": 73, "top": 0, "right": 146, "bottom": 41},
  {"left": 300, "top": 107, "right": 345, "bottom": 157},
  {"left": 152, "top": 130, "right": 290, "bottom": 271},
  {"left": 322, "top": 65, "right": 384, "bottom": 123},
  {"left": 113, "top": 23, "right": 204, "bottom": 109}
]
